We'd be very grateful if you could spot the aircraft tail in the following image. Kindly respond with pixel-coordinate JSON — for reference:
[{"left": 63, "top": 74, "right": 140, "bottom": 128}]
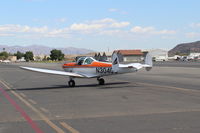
[
  {"left": 112, "top": 52, "right": 119, "bottom": 72},
  {"left": 144, "top": 53, "right": 153, "bottom": 71}
]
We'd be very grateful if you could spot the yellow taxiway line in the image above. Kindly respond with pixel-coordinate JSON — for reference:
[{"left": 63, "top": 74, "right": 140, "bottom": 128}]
[
  {"left": 60, "top": 122, "right": 80, "bottom": 133},
  {"left": 0, "top": 80, "right": 80, "bottom": 133},
  {"left": 137, "top": 82, "right": 200, "bottom": 93}
]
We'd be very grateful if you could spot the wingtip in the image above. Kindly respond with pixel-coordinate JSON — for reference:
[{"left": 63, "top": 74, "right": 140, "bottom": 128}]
[
  {"left": 20, "top": 66, "right": 29, "bottom": 70},
  {"left": 20, "top": 66, "right": 25, "bottom": 69}
]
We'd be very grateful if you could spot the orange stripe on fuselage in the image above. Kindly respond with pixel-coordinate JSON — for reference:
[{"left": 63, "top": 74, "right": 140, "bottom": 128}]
[{"left": 62, "top": 61, "right": 112, "bottom": 68}]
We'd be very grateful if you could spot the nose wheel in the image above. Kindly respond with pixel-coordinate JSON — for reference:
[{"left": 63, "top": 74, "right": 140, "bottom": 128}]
[
  {"left": 97, "top": 78, "right": 105, "bottom": 85},
  {"left": 68, "top": 80, "right": 75, "bottom": 87}
]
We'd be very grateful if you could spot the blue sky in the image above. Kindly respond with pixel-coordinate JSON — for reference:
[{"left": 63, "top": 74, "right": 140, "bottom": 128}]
[{"left": 0, "top": 0, "right": 200, "bottom": 51}]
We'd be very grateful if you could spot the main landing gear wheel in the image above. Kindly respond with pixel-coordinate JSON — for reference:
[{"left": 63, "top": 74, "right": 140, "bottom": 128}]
[
  {"left": 98, "top": 78, "right": 105, "bottom": 85},
  {"left": 68, "top": 80, "right": 75, "bottom": 87}
]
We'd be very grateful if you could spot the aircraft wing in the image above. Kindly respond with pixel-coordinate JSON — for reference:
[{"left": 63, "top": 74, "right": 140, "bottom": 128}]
[
  {"left": 20, "top": 66, "right": 84, "bottom": 77},
  {"left": 77, "top": 72, "right": 98, "bottom": 78}
]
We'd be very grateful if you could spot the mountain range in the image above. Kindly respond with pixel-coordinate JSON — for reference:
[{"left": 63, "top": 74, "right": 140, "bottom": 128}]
[
  {"left": 0, "top": 45, "right": 94, "bottom": 55},
  {"left": 168, "top": 41, "right": 200, "bottom": 56}
]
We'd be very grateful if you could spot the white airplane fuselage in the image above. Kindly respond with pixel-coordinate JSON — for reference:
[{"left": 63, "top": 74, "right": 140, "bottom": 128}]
[{"left": 63, "top": 65, "right": 138, "bottom": 78}]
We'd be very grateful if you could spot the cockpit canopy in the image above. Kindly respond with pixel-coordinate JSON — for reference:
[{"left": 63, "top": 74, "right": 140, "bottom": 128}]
[{"left": 77, "top": 57, "right": 95, "bottom": 65}]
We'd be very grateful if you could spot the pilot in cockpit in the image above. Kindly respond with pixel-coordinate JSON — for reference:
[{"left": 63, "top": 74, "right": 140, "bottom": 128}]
[
  {"left": 77, "top": 57, "right": 94, "bottom": 65},
  {"left": 77, "top": 57, "right": 85, "bottom": 65}
]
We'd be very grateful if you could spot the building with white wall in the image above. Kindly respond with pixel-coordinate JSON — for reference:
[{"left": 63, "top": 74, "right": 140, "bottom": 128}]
[{"left": 148, "top": 49, "right": 168, "bottom": 61}]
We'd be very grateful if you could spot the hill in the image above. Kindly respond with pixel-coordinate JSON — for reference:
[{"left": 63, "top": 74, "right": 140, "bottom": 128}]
[
  {"left": 0, "top": 45, "right": 94, "bottom": 55},
  {"left": 168, "top": 41, "right": 200, "bottom": 56}
]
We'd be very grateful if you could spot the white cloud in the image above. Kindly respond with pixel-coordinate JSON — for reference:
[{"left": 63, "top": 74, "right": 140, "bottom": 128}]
[
  {"left": 70, "top": 23, "right": 105, "bottom": 31},
  {"left": 0, "top": 18, "right": 177, "bottom": 39},
  {"left": 131, "top": 26, "right": 154, "bottom": 33},
  {"left": 130, "top": 26, "right": 176, "bottom": 35},
  {"left": 0, "top": 33, "right": 14, "bottom": 37},
  {"left": 30, "top": 26, "right": 48, "bottom": 33},
  {"left": 0, "top": 24, "right": 48, "bottom": 33},
  {"left": 0, "top": 18, "right": 131, "bottom": 37},
  {"left": 108, "top": 8, "right": 118, "bottom": 12},
  {"left": 92, "top": 18, "right": 115, "bottom": 24},
  {"left": 186, "top": 32, "right": 200, "bottom": 38},
  {"left": 56, "top": 18, "right": 67, "bottom": 23},
  {"left": 0, "top": 24, "right": 70, "bottom": 38},
  {"left": 155, "top": 30, "right": 176, "bottom": 35},
  {"left": 0, "top": 24, "right": 65, "bottom": 38},
  {"left": 0, "top": 24, "right": 22, "bottom": 32},
  {"left": 47, "top": 29, "right": 66, "bottom": 36},
  {"left": 190, "top": 23, "right": 200, "bottom": 28},
  {"left": 99, "top": 30, "right": 121, "bottom": 35},
  {"left": 69, "top": 18, "right": 130, "bottom": 32},
  {"left": 48, "top": 29, "right": 64, "bottom": 35},
  {"left": 110, "top": 22, "right": 130, "bottom": 28}
]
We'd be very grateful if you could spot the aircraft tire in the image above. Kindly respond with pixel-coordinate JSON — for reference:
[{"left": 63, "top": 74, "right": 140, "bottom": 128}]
[
  {"left": 98, "top": 78, "right": 105, "bottom": 85},
  {"left": 68, "top": 80, "right": 75, "bottom": 87}
]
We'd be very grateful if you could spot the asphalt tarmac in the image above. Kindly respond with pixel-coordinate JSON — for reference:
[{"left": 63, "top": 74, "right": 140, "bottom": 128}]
[{"left": 0, "top": 62, "right": 200, "bottom": 133}]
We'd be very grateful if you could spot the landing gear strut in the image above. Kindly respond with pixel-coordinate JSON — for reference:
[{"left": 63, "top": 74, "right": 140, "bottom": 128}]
[
  {"left": 97, "top": 77, "right": 105, "bottom": 85},
  {"left": 68, "top": 79, "right": 75, "bottom": 87}
]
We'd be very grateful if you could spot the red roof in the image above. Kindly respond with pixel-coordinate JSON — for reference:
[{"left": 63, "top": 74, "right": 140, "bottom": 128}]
[{"left": 114, "top": 50, "right": 143, "bottom": 56}]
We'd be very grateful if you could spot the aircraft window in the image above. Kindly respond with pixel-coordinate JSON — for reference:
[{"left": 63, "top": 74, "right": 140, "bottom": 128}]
[
  {"left": 77, "top": 57, "right": 86, "bottom": 65},
  {"left": 83, "top": 57, "right": 94, "bottom": 65}
]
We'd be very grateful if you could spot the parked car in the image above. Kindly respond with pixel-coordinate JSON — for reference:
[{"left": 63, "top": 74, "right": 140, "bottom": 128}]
[{"left": 2, "top": 60, "right": 11, "bottom": 63}]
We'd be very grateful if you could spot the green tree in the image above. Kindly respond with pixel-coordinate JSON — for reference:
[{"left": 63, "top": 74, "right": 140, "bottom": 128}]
[
  {"left": 50, "top": 49, "right": 64, "bottom": 61},
  {"left": 42, "top": 56, "right": 51, "bottom": 61},
  {"left": 24, "top": 51, "right": 34, "bottom": 62},
  {"left": 47, "top": 57, "right": 51, "bottom": 61},
  {"left": 14, "top": 51, "right": 24, "bottom": 60},
  {"left": 0, "top": 51, "right": 9, "bottom": 60}
]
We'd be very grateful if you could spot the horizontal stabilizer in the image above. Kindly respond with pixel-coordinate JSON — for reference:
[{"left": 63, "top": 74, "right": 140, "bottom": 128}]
[{"left": 119, "top": 63, "right": 143, "bottom": 69}]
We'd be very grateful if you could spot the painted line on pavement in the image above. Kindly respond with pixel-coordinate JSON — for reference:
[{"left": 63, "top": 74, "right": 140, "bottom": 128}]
[
  {"left": 0, "top": 80, "right": 66, "bottom": 133},
  {"left": 40, "top": 107, "right": 49, "bottom": 113},
  {"left": 28, "top": 99, "right": 37, "bottom": 105},
  {"left": 20, "top": 93, "right": 27, "bottom": 98},
  {"left": 60, "top": 122, "right": 80, "bottom": 133},
  {"left": 114, "top": 78, "right": 200, "bottom": 93},
  {"left": 137, "top": 82, "right": 200, "bottom": 93},
  {"left": 0, "top": 87, "right": 44, "bottom": 133}
]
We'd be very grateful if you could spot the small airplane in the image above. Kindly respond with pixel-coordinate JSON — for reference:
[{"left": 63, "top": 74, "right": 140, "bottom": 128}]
[{"left": 20, "top": 53, "right": 153, "bottom": 87}]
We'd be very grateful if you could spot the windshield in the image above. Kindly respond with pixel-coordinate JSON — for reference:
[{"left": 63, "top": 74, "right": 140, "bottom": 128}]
[
  {"left": 83, "top": 57, "right": 94, "bottom": 65},
  {"left": 76, "top": 57, "right": 95, "bottom": 65},
  {"left": 77, "top": 57, "right": 86, "bottom": 65}
]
